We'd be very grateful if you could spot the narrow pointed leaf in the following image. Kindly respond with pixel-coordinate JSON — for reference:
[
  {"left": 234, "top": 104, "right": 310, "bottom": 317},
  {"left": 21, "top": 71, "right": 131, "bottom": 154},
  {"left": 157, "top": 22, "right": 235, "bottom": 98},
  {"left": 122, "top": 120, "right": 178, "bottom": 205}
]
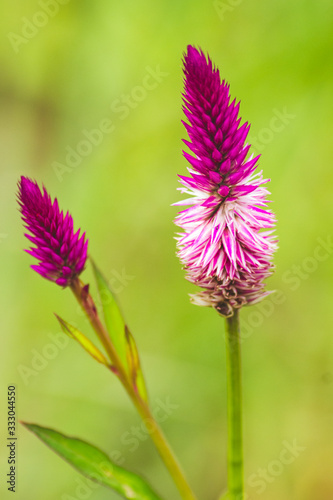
[
  {"left": 125, "top": 326, "right": 148, "bottom": 403},
  {"left": 91, "top": 260, "right": 128, "bottom": 367},
  {"left": 91, "top": 260, "right": 148, "bottom": 402},
  {"left": 55, "top": 315, "right": 109, "bottom": 366},
  {"left": 22, "top": 423, "right": 163, "bottom": 500}
]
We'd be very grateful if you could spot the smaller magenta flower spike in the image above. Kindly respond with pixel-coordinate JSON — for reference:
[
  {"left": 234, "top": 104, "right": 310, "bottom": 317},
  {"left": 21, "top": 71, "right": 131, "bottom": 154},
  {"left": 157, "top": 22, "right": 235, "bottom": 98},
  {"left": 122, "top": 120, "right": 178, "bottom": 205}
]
[{"left": 18, "top": 176, "right": 88, "bottom": 287}]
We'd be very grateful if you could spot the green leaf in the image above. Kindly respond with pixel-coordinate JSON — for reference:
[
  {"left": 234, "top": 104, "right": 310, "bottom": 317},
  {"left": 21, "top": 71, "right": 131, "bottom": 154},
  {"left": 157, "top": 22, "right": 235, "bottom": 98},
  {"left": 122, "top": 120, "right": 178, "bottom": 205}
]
[
  {"left": 55, "top": 315, "right": 110, "bottom": 367},
  {"left": 22, "top": 423, "right": 163, "bottom": 500},
  {"left": 91, "top": 260, "right": 148, "bottom": 402},
  {"left": 91, "top": 259, "right": 127, "bottom": 367},
  {"left": 125, "top": 326, "right": 148, "bottom": 402}
]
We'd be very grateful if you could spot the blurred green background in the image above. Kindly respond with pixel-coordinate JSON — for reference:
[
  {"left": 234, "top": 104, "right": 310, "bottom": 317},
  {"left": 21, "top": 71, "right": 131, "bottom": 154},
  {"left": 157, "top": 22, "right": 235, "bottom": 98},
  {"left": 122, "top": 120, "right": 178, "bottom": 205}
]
[{"left": 1, "top": 0, "right": 333, "bottom": 499}]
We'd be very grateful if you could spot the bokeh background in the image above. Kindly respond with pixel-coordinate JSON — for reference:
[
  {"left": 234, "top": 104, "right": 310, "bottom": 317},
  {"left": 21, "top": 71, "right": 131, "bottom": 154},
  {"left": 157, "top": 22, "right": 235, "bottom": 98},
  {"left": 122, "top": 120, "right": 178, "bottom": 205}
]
[{"left": 1, "top": 1, "right": 333, "bottom": 499}]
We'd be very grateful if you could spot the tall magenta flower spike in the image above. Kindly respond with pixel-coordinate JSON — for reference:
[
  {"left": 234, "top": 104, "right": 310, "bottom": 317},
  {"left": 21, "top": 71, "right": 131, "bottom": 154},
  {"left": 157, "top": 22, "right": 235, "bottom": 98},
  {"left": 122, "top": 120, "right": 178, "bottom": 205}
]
[
  {"left": 18, "top": 176, "right": 88, "bottom": 287},
  {"left": 175, "top": 46, "right": 277, "bottom": 317}
]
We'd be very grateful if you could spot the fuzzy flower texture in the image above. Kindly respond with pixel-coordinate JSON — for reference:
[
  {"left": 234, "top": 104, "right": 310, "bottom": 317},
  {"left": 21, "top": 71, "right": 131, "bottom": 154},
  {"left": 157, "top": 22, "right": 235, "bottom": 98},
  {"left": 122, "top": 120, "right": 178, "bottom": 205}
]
[
  {"left": 175, "top": 46, "right": 277, "bottom": 317},
  {"left": 18, "top": 176, "right": 88, "bottom": 287}
]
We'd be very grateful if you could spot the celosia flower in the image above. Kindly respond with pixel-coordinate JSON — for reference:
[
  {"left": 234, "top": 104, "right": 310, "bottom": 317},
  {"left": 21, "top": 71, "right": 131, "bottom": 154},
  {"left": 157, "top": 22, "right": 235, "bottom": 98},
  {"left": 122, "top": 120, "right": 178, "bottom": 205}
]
[
  {"left": 18, "top": 176, "right": 88, "bottom": 287},
  {"left": 175, "top": 46, "right": 277, "bottom": 317}
]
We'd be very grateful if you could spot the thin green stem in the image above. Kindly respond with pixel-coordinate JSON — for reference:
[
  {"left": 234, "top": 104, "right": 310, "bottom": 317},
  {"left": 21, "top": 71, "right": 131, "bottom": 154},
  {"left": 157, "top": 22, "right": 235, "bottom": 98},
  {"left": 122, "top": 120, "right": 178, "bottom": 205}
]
[
  {"left": 134, "top": 400, "right": 197, "bottom": 500},
  {"left": 225, "top": 310, "right": 244, "bottom": 499},
  {"left": 70, "top": 278, "right": 197, "bottom": 500}
]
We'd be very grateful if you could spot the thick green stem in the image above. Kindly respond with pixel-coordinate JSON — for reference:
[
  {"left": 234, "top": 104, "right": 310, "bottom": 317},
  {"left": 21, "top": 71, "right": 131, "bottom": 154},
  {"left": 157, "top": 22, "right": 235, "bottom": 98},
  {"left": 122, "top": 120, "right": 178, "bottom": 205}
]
[
  {"left": 225, "top": 310, "right": 244, "bottom": 499},
  {"left": 70, "top": 278, "right": 197, "bottom": 500}
]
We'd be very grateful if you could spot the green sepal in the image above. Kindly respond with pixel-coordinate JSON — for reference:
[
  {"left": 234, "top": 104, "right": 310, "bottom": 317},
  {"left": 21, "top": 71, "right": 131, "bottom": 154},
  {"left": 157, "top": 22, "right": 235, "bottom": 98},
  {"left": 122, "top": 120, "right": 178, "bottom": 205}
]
[
  {"left": 125, "top": 326, "right": 148, "bottom": 403},
  {"left": 55, "top": 314, "right": 109, "bottom": 367}
]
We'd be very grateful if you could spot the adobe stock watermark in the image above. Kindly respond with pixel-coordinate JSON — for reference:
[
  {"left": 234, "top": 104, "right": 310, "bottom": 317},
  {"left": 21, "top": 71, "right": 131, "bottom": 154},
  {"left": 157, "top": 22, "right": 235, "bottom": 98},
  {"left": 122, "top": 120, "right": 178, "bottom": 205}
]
[
  {"left": 7, "top": 0, "right": 71, "bottom": 54},
  {"left": 249, "top": 108, "right": 296, "bottom": 157},
  {"left": 17, "top": 268, "right": 135, "bottom": 384},
  {"left": 74, "top": 268, "right": 135, "bottom": 324},
  {"left": 60, "top": 459, "right": 120, "bottom": 500},
  {"left": 281, "top": 236, "right": 333, "bottom": 290},
  {"left": 232, "top": 236, "right": 333, "bottom": 346},
  {"left": 117, "top": 396, "right": 179, "bottom": 456},
  {"left": 52, "top": 66, "right": 169, "bottom": 182},
  {"left": 61, "top": 396, "right": 179, "bottom": 500},
  {"left": 214, "top": 0, "right": 243, "bottom": 22},
  {"left": 247, "top": 440, "right": 306, "bottom": 495},
  {"left": 17, "top": 330, "right": 69, "bottom": 385},
  {"left": 103, "top": 268, "right": 135, "bottom": 295},
  {"left": 222, "top": 440, "right": 306, "bottom": 500}
]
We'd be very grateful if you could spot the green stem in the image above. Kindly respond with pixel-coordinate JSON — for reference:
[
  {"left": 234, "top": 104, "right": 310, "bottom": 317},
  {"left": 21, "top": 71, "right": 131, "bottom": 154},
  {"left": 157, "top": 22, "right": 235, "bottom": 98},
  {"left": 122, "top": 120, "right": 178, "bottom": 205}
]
[
  {"left": 71, "top": 279, "right": 197, "bottom": 500},
  {"left": 225, "top": 310, "right": 244, "bottom": 499},
  {"left": 135, "top": 400, "right": 196, "bottom": 500}
]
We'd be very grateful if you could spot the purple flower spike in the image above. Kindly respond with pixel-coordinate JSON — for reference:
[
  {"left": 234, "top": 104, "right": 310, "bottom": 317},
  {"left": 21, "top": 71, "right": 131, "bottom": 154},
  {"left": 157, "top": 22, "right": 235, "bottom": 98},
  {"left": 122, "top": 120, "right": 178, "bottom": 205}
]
[
  {"left": 175, "top": 46, "right": 278, "bottom": 317},
  {"left": 18, "top": 176, "right": 88, "bottom": 287}
]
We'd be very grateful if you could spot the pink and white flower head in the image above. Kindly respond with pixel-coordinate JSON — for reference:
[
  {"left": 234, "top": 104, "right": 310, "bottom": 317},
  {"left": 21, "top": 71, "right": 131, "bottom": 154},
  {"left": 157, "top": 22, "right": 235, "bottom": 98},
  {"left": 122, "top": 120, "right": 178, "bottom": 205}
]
[{"left": 175, "top": 46, "right": 278, "bottom": 317}]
